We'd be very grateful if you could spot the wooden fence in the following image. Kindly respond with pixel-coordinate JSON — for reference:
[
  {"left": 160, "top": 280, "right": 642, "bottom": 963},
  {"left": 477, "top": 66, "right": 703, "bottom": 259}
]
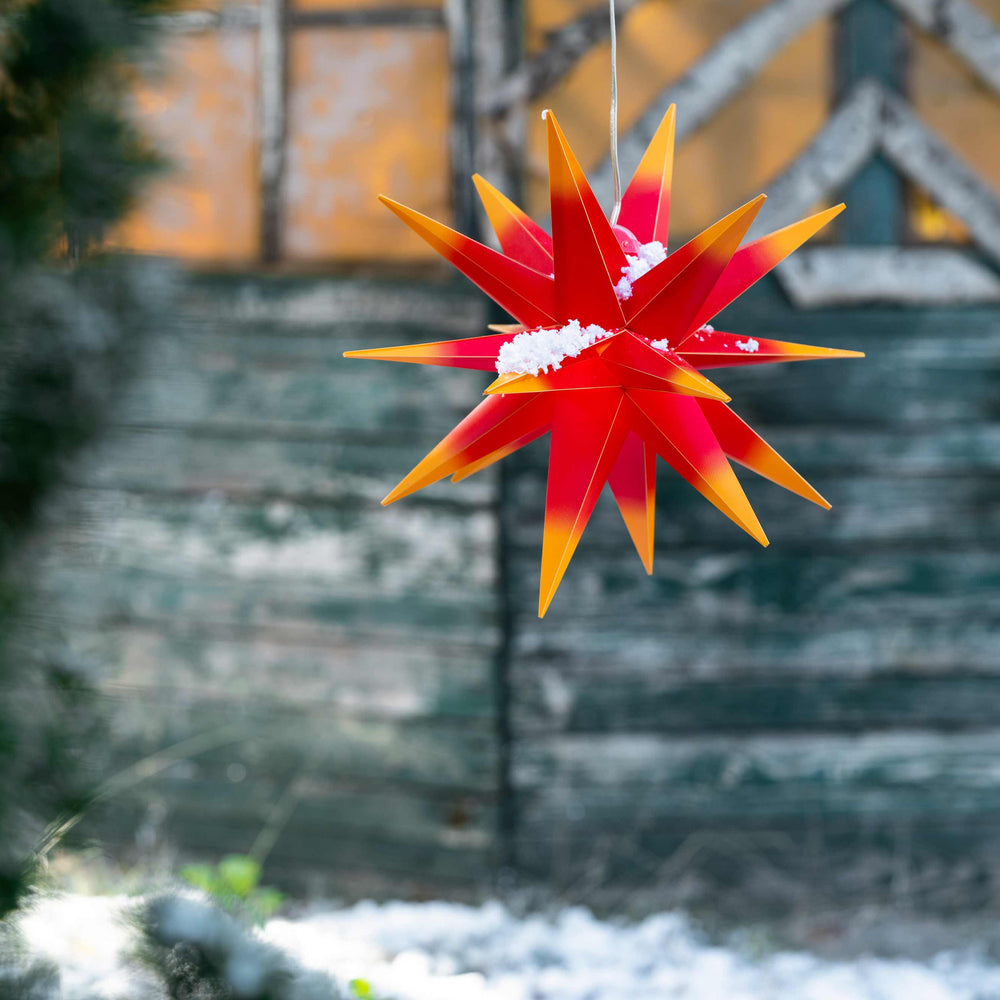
[{"left": 30, "top": 269, "right": 1000, "bottom": 916}]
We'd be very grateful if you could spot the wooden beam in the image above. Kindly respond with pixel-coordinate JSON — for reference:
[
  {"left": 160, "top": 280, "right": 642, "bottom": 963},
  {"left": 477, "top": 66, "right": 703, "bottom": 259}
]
[
  {"left": 463, "top": 0, "right": 529, "bottom": 876},
  {"left": 444, "top": 0, "right": 479, "bottom": 237},
  {"left": 776, "top": 247, "right": 1000, "bottom": 306},
  {"left": 753, "top": 80, "right": 1000, "bottom": 260},
  {"left": 748, "top": 80, "right": 881, "bottom": 238},
  {"left": 156, "top": 6, "right": 445, "bottom": 33},
  {"left": 478, "top": 0, "right": 641, "bottom": 116},
  {"left": 289, "top": 8, "right": 444, "bottom": 29},
  {"left": 473, "top": 0, "right": 527, "bottom": 220},
  {"left": 153, "top": 7, "right": 260, "bottom": 33},
  {"left": 879, "top": 86, "right": 1000, "bottom": 263},
  {"left": 895, "top": 0, "right": 1000, "bottom": 96},
  {"left": 258, "top": 0, "right": 288, "bottom": 264},
  {"left": 835, "top": 0, "right": 906, "bottom": 244},
  {"left": 588, "top": 0, "right": 848, "bottom": 207}
]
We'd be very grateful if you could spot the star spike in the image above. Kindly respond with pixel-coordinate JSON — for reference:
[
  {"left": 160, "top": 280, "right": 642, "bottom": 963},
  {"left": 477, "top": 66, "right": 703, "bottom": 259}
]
[
  {"left": 347, "top": 104, "right": 861, "bottom": 609},
  {"left": 485, "top": 356, "right": 629, "bottom": 395},
  {"left": 625, "top": 195, "right": 768, "bottom": 321},
  {"left": 608, "top": 431, "right": 657, "bottom": 574},
  {"left": 344, "top": 331, "right": 520, "bottom": 372},
  {"left": 378, "top": 196, "right": 557, "bottom": 328},
  {"left": 699, "top": 399, "right": 829, "bottom": 508},
  {"left": 544, "top": 111, "right": 630, "bottom": 272},
  {"left": 617, "top": 103, "right": 675, "bottom": 245},
  {"left": 451, "top": 425, "right": 550, "bottom": 482},
  {"left": 539, "top": 389, "right": 632, "bottom": 616},
  {"left": 472, "top": 174, "right": 554, "bottom": 273},
  {"left": 547, "top": 113, "right": 626, "bottom": 327},
  {"left": 683, "top": 204, "right": 845, "bottom": 341},
  {"left": 383, "top": 394, "right": 552, "bottom": 504},
  {"left": 596, "top": 330, "right": 731, "bottom": 400},
  {"left": 676, "top": 328, "right": 865, "bottom": 370},
  {"left": 627, "top": 390, "right": 769, "bottom": 547},
  {"left": 484, "top": 347, "right": 729, "bottom": 399},
  {"left": 625, "top": 195, "right": 766, "bottom": 345}
]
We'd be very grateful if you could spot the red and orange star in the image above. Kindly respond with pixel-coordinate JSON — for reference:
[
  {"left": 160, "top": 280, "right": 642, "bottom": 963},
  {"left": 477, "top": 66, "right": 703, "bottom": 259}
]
[{"left": 346, "top": 106, "right": 863, "bottom": 617}]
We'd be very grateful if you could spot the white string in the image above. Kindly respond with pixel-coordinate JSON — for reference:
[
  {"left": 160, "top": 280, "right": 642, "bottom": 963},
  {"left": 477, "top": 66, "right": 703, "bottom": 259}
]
[{"left": 608, "top": 0, "right": 622, "bottom": 225}]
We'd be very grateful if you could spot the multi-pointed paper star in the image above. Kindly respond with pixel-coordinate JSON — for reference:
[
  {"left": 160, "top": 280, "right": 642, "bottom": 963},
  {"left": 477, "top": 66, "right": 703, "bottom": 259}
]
[{"left": 346, "top": 106, "right": 863, "bottom": 617}]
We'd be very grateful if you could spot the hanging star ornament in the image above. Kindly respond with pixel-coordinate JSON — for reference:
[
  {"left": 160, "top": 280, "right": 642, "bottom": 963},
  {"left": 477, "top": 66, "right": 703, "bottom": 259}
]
[{"left": 345, "top": 106, "right": 863, "bottom": 617}]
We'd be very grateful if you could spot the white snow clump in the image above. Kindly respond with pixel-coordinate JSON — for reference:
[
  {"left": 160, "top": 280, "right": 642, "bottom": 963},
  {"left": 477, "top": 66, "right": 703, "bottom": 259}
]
[
  {"left": 614, "top": 240, "right": 667, "bottom": 301},
  {"left": 496, "top": 320, "right": 613, "bottom": 376},
  {"left": 736, "top": 337, "right": 759, "bottom": 353},
  {"left": 650, "top": 324, "right": 715, "bottom": 352}
]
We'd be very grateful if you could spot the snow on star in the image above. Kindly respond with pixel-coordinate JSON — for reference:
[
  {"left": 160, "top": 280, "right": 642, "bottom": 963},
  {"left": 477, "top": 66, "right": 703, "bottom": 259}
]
[{"left": 345, "top": 106, "right": 863, "bottom": 617}]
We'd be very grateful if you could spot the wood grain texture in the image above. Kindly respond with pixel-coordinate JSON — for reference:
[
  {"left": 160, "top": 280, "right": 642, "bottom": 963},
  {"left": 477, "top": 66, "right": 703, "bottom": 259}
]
[
  {"left": 35, "top": 277, "right": 501, "bottom": 891},
  {"left": 27, "top": 273, "right": 1000, "bottom": 914},
  {"left": 506, "top": 276, "right": 1000, "bottom": 910}
]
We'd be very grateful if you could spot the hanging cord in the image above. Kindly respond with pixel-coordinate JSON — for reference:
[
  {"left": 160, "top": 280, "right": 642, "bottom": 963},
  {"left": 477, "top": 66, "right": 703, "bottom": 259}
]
[{"left": 608, "top": 0, "right": 622, "bottom": 225}]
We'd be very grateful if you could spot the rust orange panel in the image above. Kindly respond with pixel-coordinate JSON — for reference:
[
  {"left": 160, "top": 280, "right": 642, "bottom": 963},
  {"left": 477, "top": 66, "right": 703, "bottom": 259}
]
[
  {"left": 672, "top": 20, "right": 831, "bottom": 239},
  {"left": 114, "top": 30, "right": 259, "bottom": 263},
  {"left": 526, "top": 2, "right": 830, "bottom": 241},
  {"left": 284, "top": 27, "right": 450, "bottom": 262},
  {"left": 910, "top": 22, "right": 1000, "bottom": 240}
]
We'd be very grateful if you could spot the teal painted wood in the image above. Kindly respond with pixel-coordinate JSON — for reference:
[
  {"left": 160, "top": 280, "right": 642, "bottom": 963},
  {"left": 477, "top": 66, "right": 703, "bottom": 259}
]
[
  {"left": 507, "top": 277, "right": 1000, "bottom": 912},
  {"left": 33, "top": 276, "right": 502, "bottom": 896},
  {"left": 28, "top": 272, "right": 1000, "bottom": 914},
  {"left": 835, "top": 0, "right": 906, "bottom": 244}
]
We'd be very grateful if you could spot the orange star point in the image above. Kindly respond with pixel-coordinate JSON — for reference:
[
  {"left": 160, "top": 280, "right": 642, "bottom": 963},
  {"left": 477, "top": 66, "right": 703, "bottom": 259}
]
[{"left": 348, "top": 106, "right": 863, "bottom": 617}]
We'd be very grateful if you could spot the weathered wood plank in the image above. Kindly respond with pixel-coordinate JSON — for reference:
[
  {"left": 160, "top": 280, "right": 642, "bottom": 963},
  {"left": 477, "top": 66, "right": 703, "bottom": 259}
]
[
  {"left": 510, "top": 618, "right": 1000, "bottom": 677},
  {"left": 102, "top": 696, "right": 497, "bottom": 792},
  {"left": 40, "top": 491, "right": 496, "bottom": 594},
  {"left": 511, "top": 423, "right": 1000, "bottom": 477},
  {"left": 117, "top": 336, "right": 492, "bottom": 437},
  {"left": 72, "top": 433, "right": 495, "bottom": 503},
  {"left": 117, "top": 325, "right": 1000, "bottom": 433},
  {"left": 513, "top": 673, "right": 1000, "bottom": 735},
  {"left": 506, "top": 551, "right": 1000, "bottom": 623},
  {"left": 88, "top": 780, "right": 492, "bottom": 867},
  {"left": 35, "top": 565, "right": 496, "bottom": 641},
  {"left": 180, "top": 277, "right": 484, "bottom": 333},
  {"left": 777, "top": 248, "right": 1000, "bottom": 307},
  {"left": 507, "top": 473, "right": 1000, "bottom": 551},
  {"left": 513, "top": 731, "right": 1000, "bottom": 818},
  {"left": 513, "top": 810, "right": 1000, "bottom": 913},
  {"left": 47, "top": 625, "right": 495, "bottom": 718}
]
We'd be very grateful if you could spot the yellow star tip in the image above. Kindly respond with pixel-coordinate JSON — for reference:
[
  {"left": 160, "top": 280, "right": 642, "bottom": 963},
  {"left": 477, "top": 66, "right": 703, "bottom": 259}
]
[
  {"left": 538, "top": 588, "right": 557, "bottom": 618},
  {"left": 484, "top": 372, "right": 523, "bottom": 394},
  {"left": 674, "top": 367, "right": 730, "bottom": 402}
]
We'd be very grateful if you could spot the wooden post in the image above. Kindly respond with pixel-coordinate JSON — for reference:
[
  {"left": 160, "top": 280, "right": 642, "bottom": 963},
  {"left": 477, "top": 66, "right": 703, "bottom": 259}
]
[
  {"left": 835, "top": 0, "right": 906, "bottom": 244},
  {"left": 259, "top": 0, "right": 288, "bottom": 264},
  {"left": 444, "top": 0, "right": 479, "bottom": 237},
  {"left": 469, "top": 0, "right": 526, "bottom": 878}
]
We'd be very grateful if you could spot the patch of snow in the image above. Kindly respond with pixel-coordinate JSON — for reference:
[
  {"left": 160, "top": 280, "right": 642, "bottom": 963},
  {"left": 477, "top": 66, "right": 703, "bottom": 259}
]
[
  {"left": 614, "top": 240, "right": 667, "bottom": 301},
  {"left": 19, "top": 894, "right": 1000, "bottom": 1000},
  {"left": 736, "top": 338, "right": 760, "bottom": 353},
  {"left": 651, "top": 324, "right": 715, "bottom": 352},
  {"left": 495, "top": 320, "right": 613, "bottom": 376}
]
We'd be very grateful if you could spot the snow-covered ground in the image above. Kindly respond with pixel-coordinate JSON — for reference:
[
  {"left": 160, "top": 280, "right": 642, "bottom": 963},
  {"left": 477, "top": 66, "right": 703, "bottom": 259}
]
[{"left": 16, "top": 893, "right": 1000, "bottom": 1000}]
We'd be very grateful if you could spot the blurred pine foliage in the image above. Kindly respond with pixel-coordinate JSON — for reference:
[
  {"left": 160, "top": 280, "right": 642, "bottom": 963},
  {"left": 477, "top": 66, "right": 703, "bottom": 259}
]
[{"left": 0, "top": 0, "right": 172, "bottom": 921}]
